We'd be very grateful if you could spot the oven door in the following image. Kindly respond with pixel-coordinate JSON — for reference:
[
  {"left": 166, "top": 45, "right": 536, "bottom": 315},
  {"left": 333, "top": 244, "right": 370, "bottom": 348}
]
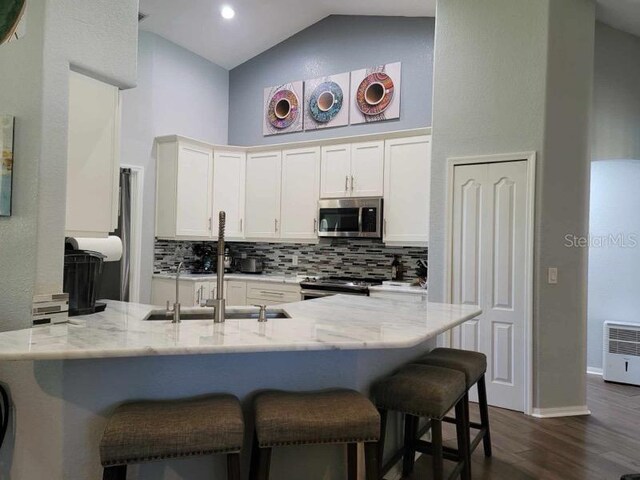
[{"left": 317, "top": 198, "right": 382, "bottom": 238}]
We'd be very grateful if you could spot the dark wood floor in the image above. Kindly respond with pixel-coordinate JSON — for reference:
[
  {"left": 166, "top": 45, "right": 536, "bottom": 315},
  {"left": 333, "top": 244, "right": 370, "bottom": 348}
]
[{"left": 408, "top": 374, "right": 640, "bottom": 480}]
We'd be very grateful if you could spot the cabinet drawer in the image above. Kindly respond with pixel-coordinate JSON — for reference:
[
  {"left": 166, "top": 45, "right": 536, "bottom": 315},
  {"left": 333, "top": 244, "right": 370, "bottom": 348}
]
[{"left": 246, "top": 283, "right": 300, "bottom": 304}]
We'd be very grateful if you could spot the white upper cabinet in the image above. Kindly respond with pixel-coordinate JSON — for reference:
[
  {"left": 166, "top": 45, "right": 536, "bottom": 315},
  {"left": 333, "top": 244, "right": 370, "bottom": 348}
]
[
  {"left": 213, "top": 150, "right": 246, "bottom": 240},
  {"left": 245, "top": 151, "right": 282, "bottom": 239},
  {"left": 280, "top": 147, "right": 320, "bottom": 241},
  {"left": 383, "top": 135, "right": 431, "bottom": 246},
  {"left": 350, "top": 141, "right": 384, "bottom": 197},
  {"left": 156, "top": 139, "right": 213, "bottom": 239},
  {"left": 320, "top": 141, "right": 384, "bottom": 198},
  {"left": 320, "top": 144, "right": 351, "bottom": 198},
  {"left": 66, "top": 71, "right": 121, "bottom": 237}
]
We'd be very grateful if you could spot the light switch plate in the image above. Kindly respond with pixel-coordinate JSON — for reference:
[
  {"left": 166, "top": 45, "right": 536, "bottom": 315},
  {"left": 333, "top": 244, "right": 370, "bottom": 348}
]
[{"left": 548, "top": 267, "right": 558, "bottom": 284}]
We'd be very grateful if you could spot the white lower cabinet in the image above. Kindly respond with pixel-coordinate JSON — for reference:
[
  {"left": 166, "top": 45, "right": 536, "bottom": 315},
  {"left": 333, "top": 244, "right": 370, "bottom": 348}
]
[
  {"left": 226, "top": 281, "right": 247, "bottom": 306},
  {"left": 246, "top": 282, "right": 301, "bottom": 306},
  {"left": 151, "top": 278, "right": 220, "bottom": 307},
  {"left": 383, "top": 136, "right": 431, "bottom": 246},
  {"left": 151, "top": 277, "right": 301, "bottom": 308},
  {"left": 245, "top": 151, "right": 282, "bottom": 239}
]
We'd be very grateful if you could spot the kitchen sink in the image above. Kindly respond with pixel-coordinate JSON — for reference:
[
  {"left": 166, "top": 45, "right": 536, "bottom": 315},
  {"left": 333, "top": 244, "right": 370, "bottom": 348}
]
[{"left": 144, "top": 308, "right": 290, "bottom": 321}]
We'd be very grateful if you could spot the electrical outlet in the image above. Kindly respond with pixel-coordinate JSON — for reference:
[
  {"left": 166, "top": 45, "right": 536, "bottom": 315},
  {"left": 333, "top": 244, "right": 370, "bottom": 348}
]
[
  {"left": 547, "top": 267, "right": 558, "bottom": 284},
  {"left": 292, "top": 255, "right": 299, "bottom": 266}
]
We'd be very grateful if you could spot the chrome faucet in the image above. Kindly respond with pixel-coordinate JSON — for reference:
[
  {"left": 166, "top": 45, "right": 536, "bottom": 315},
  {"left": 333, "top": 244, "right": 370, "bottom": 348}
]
[
  {"left": 213, "top": 211, "right": 226, "bottom": 323},
  {"left": 167, "top": 261, "right": 184, "bottom": 323}
]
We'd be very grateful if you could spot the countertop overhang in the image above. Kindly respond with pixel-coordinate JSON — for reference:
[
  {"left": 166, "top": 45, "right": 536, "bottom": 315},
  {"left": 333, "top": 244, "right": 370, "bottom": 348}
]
[{"left": 0, "top": 296, "right": 481, "bottom": 361}]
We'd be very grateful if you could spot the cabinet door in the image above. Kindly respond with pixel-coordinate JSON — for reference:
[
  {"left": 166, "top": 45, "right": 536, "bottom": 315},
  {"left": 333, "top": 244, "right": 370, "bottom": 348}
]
[
  {"left": 320, "top": 144, "right": 351, "bottom": 198},
  {"left": 66, "top": 71, "right": 120, "bottom": 237},
  {"left": 175, "top": 142, "right": 213, "bottom": 238},
  {"left": 383, "top": 136, "right": 431, "bottom": 246},
  {"left": 226, "top": 280, "right": 247, "bottom": 306},
  {"left": 213, "top": 150, "right": 246, "bottom": 240},
  {"left": 280, "top": 147, "right": 320, "bottom": 241},
  {"left": 350, "top": 141, "right": 384, "bottom": 197},
  {"left": 245, "top": 151, "right": 282, "bottom": 239}
]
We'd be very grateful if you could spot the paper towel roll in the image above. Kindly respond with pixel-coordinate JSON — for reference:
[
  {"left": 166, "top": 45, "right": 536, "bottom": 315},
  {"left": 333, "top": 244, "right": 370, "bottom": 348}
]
[{"left": 66, "top": 236, "right": 123, "bottom": 262}]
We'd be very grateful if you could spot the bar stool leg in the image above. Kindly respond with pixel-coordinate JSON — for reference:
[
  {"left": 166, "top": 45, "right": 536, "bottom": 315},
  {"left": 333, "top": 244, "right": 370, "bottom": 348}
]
[
  {"left": 377, "top": 408, "right": 388, "bottom": 472},
  {"left": 103, "top": 465, "right": 127, "bottom": 480},
  {"left": 250, "top": 433, "right": 272, "bottom": 480},
  {"left": 364, "top": 442, "right": 380, "bottom": 480},
  {"left": 347, "top": 443, "right": 358, "bottom": 480},
  {"left": 402, "top": 414, "right": 418, "bottom": 476},
  {"left": 431, "top": 419, "right": 444, "bottom": 480},
  {"left": 477, "top": 374, "right": 492, "bottom": 457},
  {"left": 226, "top": 453, "right": 242, "bottom": 480},
  {"left": 455, "top": 398, "right": 472, "bottom": 480}
]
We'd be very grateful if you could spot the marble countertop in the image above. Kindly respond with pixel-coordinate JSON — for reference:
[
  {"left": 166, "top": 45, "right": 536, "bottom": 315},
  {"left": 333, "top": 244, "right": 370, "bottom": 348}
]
[
  {"left": 153, "top": 273, "right": 305, "bottom": 284},
  {"left": 0, "top": 297, "right": 481, "bottom": 361}
]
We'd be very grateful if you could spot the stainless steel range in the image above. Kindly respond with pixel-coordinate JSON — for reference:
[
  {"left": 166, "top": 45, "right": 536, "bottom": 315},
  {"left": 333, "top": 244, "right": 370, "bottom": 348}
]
[{"left": 300, "top": 276, "right": 384, "bottom": 300}]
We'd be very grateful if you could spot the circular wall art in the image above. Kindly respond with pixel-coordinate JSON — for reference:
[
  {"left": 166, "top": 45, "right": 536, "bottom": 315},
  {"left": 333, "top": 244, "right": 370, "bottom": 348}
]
[
  {"left": 267, "top": 89, "right": 300, "bottom": 130},
  {"left": 356, "top": 72, "right": 395, "bottom": 116},
  {"left": 309, "top": 81, "right": 344, "bottom": 124},
  {"left": 0, "top": 0, "right": 26, "bottom": 45}
]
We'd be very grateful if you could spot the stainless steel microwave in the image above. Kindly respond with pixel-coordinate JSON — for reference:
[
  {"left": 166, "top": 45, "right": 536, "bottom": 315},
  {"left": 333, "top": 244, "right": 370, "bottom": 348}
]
[{"left": 317, "top": 198, "right": 383, "bottom": 238}]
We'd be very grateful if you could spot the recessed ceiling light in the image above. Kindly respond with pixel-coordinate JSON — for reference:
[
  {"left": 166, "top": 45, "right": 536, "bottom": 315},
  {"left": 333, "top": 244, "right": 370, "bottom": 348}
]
[{"left": 220, "top": 5, "right": 235, "bottom": 20}]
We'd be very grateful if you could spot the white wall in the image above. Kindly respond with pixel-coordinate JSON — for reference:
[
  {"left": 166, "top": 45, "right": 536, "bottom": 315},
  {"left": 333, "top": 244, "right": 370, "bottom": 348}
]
[
  {"left": 430, "top": 0, "right": 594, "bottom": 411},
  {"left": 588, "top": 160, "right": 640, "bottom": 369},
  {"left": 120, "top": 32, "right": 229, "bottom": 303},
  {"left": 588, "top": 23, "right": 640, "bottom": 370}
]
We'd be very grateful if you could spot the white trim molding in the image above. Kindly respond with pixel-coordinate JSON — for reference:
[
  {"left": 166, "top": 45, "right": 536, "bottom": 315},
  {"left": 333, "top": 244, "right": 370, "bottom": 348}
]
[
  {"left": 587, "top": 367, "right": 603, "bottom": 376},
  {"left": 531, "top": 406, "right": 591, "bottom": 418}
]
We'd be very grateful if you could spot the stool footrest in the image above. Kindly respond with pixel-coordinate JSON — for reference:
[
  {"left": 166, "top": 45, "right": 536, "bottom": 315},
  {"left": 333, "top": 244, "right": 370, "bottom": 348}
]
[{"left": 414, "top": 440, "right": 467, "bottom": 480}]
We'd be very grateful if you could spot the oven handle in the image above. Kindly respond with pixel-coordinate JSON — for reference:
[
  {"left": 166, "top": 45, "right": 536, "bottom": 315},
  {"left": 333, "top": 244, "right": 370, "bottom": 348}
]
[{"left": 300, "top": 289, "right": 368, "bottom": 300}]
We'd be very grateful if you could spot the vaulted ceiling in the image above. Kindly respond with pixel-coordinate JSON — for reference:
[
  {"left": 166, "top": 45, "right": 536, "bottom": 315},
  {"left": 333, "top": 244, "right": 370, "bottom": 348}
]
[{"left": 139, "top": 0, "right": 640, "bottom": 70}]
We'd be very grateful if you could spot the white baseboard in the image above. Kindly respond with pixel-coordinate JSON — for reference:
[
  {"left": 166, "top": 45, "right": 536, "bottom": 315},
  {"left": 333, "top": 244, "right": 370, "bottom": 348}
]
[
  {"left": 531, "top": 405, "right": 591, "bottom": 418},
  {"left": 587, "top": 367, "right": 603, "bottom": 376},
  {"left": 384, "top": 463, "right": 403, "bottom": 480}
]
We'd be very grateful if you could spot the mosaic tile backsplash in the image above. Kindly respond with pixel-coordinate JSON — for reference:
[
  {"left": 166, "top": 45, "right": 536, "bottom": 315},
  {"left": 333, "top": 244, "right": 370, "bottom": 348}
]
[{"left": 155, "top": 239, "right": 427, "bottom": 281}]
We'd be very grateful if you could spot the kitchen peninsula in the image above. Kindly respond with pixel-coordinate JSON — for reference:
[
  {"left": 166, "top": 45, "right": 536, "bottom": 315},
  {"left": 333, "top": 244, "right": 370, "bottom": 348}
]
[{"left": 0, "top": 296, "right": 480, "bottom": 479}]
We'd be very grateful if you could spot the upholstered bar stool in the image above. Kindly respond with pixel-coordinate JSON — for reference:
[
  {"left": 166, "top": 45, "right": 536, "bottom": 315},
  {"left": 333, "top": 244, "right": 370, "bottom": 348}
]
[
  {"left": 371, "top": 364, "right": 471, "bottom": 480},
  {"left": 249, "top": 389, "right": 381, "bottom": 480},
  {"left": 414, "top": 348, "right": 492, "bottom": 458},
  {"left": 100, "top": 394, "right": 244, "bottom": 480}
]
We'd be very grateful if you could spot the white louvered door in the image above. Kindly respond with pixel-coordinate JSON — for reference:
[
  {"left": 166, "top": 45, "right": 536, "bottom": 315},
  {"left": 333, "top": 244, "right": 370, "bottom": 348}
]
[{"left": 451, "top": 161, "right": 528, "bottom": 411}]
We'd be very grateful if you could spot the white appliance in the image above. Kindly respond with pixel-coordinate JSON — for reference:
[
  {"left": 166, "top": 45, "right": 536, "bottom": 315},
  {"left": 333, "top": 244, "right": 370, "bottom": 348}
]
[{"left": 603, "top": 321, "right": 640, "bottom": 386}]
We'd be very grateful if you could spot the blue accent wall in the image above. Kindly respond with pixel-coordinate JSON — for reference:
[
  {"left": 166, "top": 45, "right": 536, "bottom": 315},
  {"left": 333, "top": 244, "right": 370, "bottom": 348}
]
[{"left": 228, "top": 15, "right": 435, "bottom": 146}]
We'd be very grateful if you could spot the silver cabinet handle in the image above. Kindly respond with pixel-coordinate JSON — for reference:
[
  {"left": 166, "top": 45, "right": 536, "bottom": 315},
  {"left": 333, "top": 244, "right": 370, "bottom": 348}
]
[
  {"left": 345, "top": 175, "right": 349, "bottom": 191},
  {"left": 240, "top": 218, "right": 243, "bottom": 232},
  {"left": 384, "top": 219, "right": 387, "bottom": 236},
  {"left": 350, "top": 175, "right": 354, "bottom": 192},
  {"left": 275, "top": 219, "right": 279, "bottom": 232},
  {"left": 313, "top": 218, "right": 317, "bottom": 233},
  {"left": 208, "top": 217, "right": 212, "bottom": 231}
]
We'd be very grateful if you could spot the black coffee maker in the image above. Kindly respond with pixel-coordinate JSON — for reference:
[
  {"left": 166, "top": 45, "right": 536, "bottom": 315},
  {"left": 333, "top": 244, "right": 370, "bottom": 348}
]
[{"left": 63, "top": 247, "right": 107, "bottom": 316}]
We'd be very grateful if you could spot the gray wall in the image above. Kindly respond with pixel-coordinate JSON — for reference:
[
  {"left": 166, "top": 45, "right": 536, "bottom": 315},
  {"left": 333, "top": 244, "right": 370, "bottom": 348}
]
[
  {"left": 120, "top": 32, "right": 229, "bottom": 303},
  {"left": 0, "top": 0, "right": 138, "bottom": 331},
  {"left": 228, "top": 15, "right": 434, "bottom": 146},
  {"left": 588, "top": 23, "right": 640, "bottom": 370},
  {"left": 430, "top": 0, "right": 594, "bottom": 411},
  {"left": 588, "top": 160, "right": 640, "bottom": 369}
]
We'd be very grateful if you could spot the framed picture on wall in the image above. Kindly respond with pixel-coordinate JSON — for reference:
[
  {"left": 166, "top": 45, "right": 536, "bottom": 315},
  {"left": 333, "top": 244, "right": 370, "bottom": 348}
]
[
  {"left": 350, "top": 62, "right": 401, "bottom": 125},
  {"left": 263, "top": 81, "right": 304, "bottom": 136},
  {"left": 0, "top": 0, "right": 27, "bottom": 46},
  {"left": 0, "top": 115, "right": 15, "bottom": 217},
  {"left": 304, "top": 72, "right": 350, "bottom": 131}
]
